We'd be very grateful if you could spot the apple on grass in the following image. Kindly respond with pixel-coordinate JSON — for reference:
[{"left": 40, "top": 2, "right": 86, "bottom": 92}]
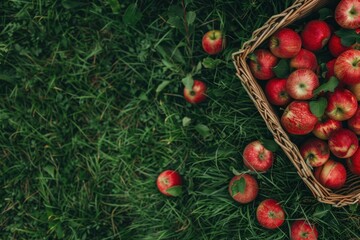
[
  {"left": 183, "top": 80, "right": 207, "bottom": 104},
  {"left": 334, "top": 49, "right": 360, "bottom": 85},
  {"left": 256, "top": 199, "right": 285, "bottom": 229},
  {"left": 248, "top": 49, "right": 278, "bottom": 80},
  {"left": 312, "top": 117, "right": 342, "bottom": 140},
  {"left": 202, "top": 30, "right": 225, "bottom": 55},
  {"left": 347, "top": 147, "right": 360, "bottom": 175},
  {"left": 265, "top": 78, "right": 291, "bottom": 106},
  {"left": 156, "top": 170, "right": 182, "bottom": 197},
  {"left": 314, "top": 159, "right": 347, "bottom": 189},
  {"left": 290, "top": 220, "right": 318, "bottom": 240},
  {"left": 348, "top": 105, "right": 360, "bottom": 134},
  {"left": 289, "top": 48, "right": 318, "bottom": 72},
  {"left": 328, "top": 128, "right": 359, "bottom": 158},
  {"left": 228, "top": 173, "right": 258, "bottom": 204},
  {"left": 300, "top": 138, "right": 330, "bottom": 167},
  {"left": 325, "top": 88, "right": 358, "bottom": 121},
  {"left": 335, "top": 0, "right": 360, "bottom": 29},
  {"left": 301, "top": 20, "right": 331, "bottom": 51},
  {"left": 269, "top": 28, "right": 302, "bottom": 58},
  {"left": 286, "top": 69, "right": 319, "bottom": 100},
  {"left": 242, "top": 140, "right": 274, "bottom": 172}
]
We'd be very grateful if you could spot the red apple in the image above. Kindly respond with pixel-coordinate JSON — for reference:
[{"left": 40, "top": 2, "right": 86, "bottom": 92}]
[
  {"left": 301, "top": 20, "right": 331, "bottom": 51},
  {"left": 347, "top": 147, "right": 360, "bottom": 175},
  {"left": 243, "top": 140, "right": 274, "bottom": 172},
  {"left": 334, "top": 49, "right": 360, "bottom": 85},
  {"left": 202, "top": 30, "right": 225, "bottom": 55},
  {"left": 286, "top": 69, "right": 319, "bottom": 100},
  {"left": 290, "top": 220, "right": 318, "bottom": 240},
  {"left": 328, "top": 128, "right": 359, "bottom": 158},
  {"left": 348, "top": 105, "right": 360, "bottom": 134},
  {"left": 183, "top": 80, "right": 207, "bottom": 104},
  {"left": 256, "top": 199, "right": 285, "bottom": 229},
  {"left": 156, "top": 170, "right": 182, "bottom": 197},
  {"left": 269, "top": 28, "right": 302, "bottom": 58},
  {"left": 281, "top": 101, "right": 318, "bottom": 135},
  {"left": 300, "top": 138, "right": 330, "bottom": 167},
  {"left": 325, "top": 88, "right": 358, "bottom": 121},
  {"left": 325, "top": 58, "right": 336, "bottom": 80},
  {"left": 348, "top": 82, "right": 360, "bottom": 100},
  {"left": 314, "top": 159, "right": 347, "bottom": 189},
  {"left": 328, "top": 33, "right": 352, "bottom": 57},
  {"left": 290, "top": 48, "right": 318, "bottom": 72},
  {"left": 265, "top": 78, "right": 292, "bottom": 106},
  {"left": 335, "top": 0, "right": 360, "bottom": 29},
  {"left": 228, "top": 173, "right": 259, "bottom": 204},
  {"left": 312, "top": 117, "right": 342, "bottom": 140},
  {"left": 248, "top": 49, "right": 278, "bottom": 80}
]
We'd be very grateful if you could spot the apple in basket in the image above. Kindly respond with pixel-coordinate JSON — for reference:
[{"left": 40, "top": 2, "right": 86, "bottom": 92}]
[
  {"left": 348, "top": 105, "right": 360, "bottom": 134},
  {"left": 325, "top": 88, "right": 358, "bottom": 121},
  {"left": 286, "top": 69, "right": 319, "bottom": 100},
  {"left": 335, "top": 0, "right": 360, "bottom": 29},
  {"left": 248, "top": 49, "right": 278, "bottom": 80},
  {"left": 301, "top": 20, "right": 331, "bottom": 52},
  {"left": 314, "top": 159, "right": 347, "bottom": 189},
  {"left": 334, "top": 49, "right": 360, "bottom": 85},
  {"left": 290, "top": 220, "right": 318, "bottom": 240},
  {"left": 347, "top": 147, "right": 360, "bottom": 175},
  {"left": 242, "top": 140, "right": 274, "bottom": 172},
  {"left": 328, "top": 128, "right": 359, "bottom": 158},
  {"left": 289, "top": 48, "right": 318, "bottom": 72},
  {"left": 256, "top": 199, "right": 285, "bottom": 229},
  {"left": 328, "top": 32, "right": 352, "bottom": 57},
  {"left": 265, "top": 78, "right": 292, "bottom": 106},
  {"left": 312, "top": 117, "right": 342, "bottom": 140},
  {"left": 269, "top": 27, "right": 302, "bottom": 58},
  {"left": 228, "top": 173, "right": 259, "bottom": 204},
  {"left": 202, "top": 30, "right": 225, "bottom": 55},
  {"left": 300, "top": 138, "right": 330, "bottom": 167}
]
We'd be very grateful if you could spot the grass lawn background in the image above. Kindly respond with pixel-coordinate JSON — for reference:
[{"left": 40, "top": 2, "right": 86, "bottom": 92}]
[{"left": 0, "top": 0, "right": 359, "bottom": 239}]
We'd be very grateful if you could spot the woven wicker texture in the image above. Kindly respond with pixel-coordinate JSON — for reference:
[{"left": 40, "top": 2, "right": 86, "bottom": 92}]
[{"left": 233, "top": 0, "right": 360, "bottom": 207}]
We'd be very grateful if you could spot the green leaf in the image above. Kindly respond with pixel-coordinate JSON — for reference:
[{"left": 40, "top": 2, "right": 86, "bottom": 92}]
[
  {"left": 186, "top": 11, "right": 196, "bottom": 25},
  {"left": 349, "top": 203, "right": 358, "bottom": 213},
  {"left": 273, "top": 59, "right": 290, "bottom": 78},
  {"left": 181, "top": 74, "right": 194, "bottom": 90},
  {"left": 313, "top": 76, "right": 339, "bottom": 96},
  {"left": 230, "top": 166, "right": 242, "bottom": 176},
  {"left": 182, "top": 117, "right": 191, "bottom": 127},
  {"left": 231, "top": 177, "right": 246, "bottom": 196},
  {"left": 107, "top": 0, "right": 121, "bottom": 14},
  {"left": 310, "top": 97, "right": 328, "bottom": 118},
  {"left": 43, "top": 165, "right": 55, "bottom": 178},
  {"left": 194, "top": 124, "right": 211, "bottom": 138},
  {"left": 193, "top": 61, "right": 202, "bottom": 75},
  {"left": 318, "top": 8, "right": 333, "bottom": 20},
  {"left": 202, "top": 57, "right": 223, "bottom": 69},
  {"left": 167, "top": 16, "right": 183, "bottom": 30},
  {"left": 61, "top": 0, "right": 86, "bottom": 9},
  {"left": 156, "top": 80, "right": 171, "bottom": 93},
  {"left": 123, "top": 3, "right": 143, "bottom": 26},
  {"left": 335, "top": 29, "right": 360, "bottom": 47},
  {"left": 261, "top": 139, "right": 279, "bottom": 152},
  {"left": 166, "top": 185, "right": 182, "bottom": 197},
  {"left": 313, "top": 203, "right": 331, "bottom": 219}
]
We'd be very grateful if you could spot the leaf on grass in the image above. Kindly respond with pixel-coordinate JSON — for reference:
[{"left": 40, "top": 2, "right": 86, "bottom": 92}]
[
  {"left": 273, "top": 59, "right": 290, "bottom": 78},
  {"left": 261, "top": 139, "right": 279, "bottom": 152},
  {"left": 181, "top": 74, "right": 194, "bottom": 90},
  {"left": 349, "top": 203, "right": 358, "bottom": 213},
  {"left": 310, "top": 97, "right": 328, "bottom": 118},
  {"left": 43, "top": 165, "right": 55, "bottom": 179},
  {"left": 156, "top": 81, "right": 171, "bottom": 93},
  {"left": 230, "top": 166, "right": 242, "bottom": 176},
  {"left": 123, "top": 3, "right": 143, "bottom": 26},
  {"left": 313, "top": 76, "right": 339, "bottom": 96},
  {"left": 193, "top": 61, "right": 202, "bottom": 75},
  {"left": 202, "top": 57, "right": 222, "bottom": 69},
  {"left": 335, "top": 29, "right": 360, "bottom": 47},
  {"left": 231, "top": 177, "right": 246, "bottom": 196},
  {"left": 318, "top": 8, "right": 333, "bottom": 20},
  {"left": 313, "top": 203, "right": 331, "bottom": 218},
  {"left": 194, "top": 124, "right": 211, "bottom": 138},
  {"left": 186, "top": 11, "right": 196, "bottom": 25},
  {"left": 107, "top": 0, "right": 121, "bottom": 14},
  {"left": 182, "top": 117, "right": 191, "bottom": 127},
  {"left": 166, "top": 185, "right": 182, "bottom": 197},
  {"left": 167, "top": 16, "right": 183, "bottom": 30}
]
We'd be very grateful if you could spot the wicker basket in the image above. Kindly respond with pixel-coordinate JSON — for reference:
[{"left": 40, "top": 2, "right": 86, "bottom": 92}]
[{"left": 233, "top": 0, "right": 360, "bottom": 207}]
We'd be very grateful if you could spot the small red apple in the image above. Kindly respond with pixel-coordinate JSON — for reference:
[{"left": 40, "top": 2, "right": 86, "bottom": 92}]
[
  {"left": 325, "top": 88, "right": 358, "bottom": 121},
  {"left": 348, "top": 82, "right": 360, "bottom": 100},
  {"left": 301, "top": 20, "right": 331, "bottom": 51},
  {"left": 269, "top": 28, "right": 302, "bottom": 58},
  {"left": 312, "top": 117, "right": 342, "bottom": 140},
  {"left": 334, "top": 49, "right": 360, "bottom": 85},
  {"left": 183, "top": 80, "right": 207, "bottom": 104},
  {"left": 325, "top": 58, "right": 337, "bottom": 80},
  {"left": 328, "top": 128, "right": 359, "bottom": 158},
  {"left": 281, "top": 101, "right": 318, "bottom": 135},
  {"left": 335, "top": 0, "right": 360, "bottom": 29},
  {"left": 328, "top": 33, "right": 352, "bottom": 57},
  {"left": 265, "top": 78, "right": 292, "bottom": 106},
  {"left": 347, "top": 147, "right": 360, "bottom": 175},
  {"left": 248, "top": 49, "right": 278, "bottom": 80},
  {"left": 314, "top": 159, "right": 347, "bottom": 189},
  {"left": 202, "top": 30, "right": 225, "bottom": 55},
  {"left": 256, "top": 199, "right": 285, "bottom": 229},
  {"left": 290, "top": 220, "right": 318, "bottom": 240},
  {"left": 156, "top": 170, "right": 182, "bottom": 197},
  {"left": 290, "top": 48, "right": 318, "bottom": 72},
  {"left": 348, "top": 105, "right": 360, "bottom": 134},
  {"left": 286, "top": 69, "right": 319, "bottom": 100},
  {"left": 228, "top": 173, "right": 259, "bottom": 204},
  {"left": 243, "top": 140, "right": 274, "bottom": 172},
  {"left": 300, "top": 138, "right": 330, "bottom": 167}
]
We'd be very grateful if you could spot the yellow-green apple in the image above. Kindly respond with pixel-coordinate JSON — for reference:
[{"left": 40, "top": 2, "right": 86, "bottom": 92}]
[
  {"left": 265, "top": 78, "right": 292, "bottom": 106},
  {"left": 286, "top": 69, "right": 319, "bottom": 100},
  {"left": 256, "top": 199, "right": 285, "bottom": 229},
  {"left": 312, "top": 117, "right": 342, "bottom": 140},
  {"left": 314, "top": 159, "right": 347, "bottom": 189},
  {"left": 301, "top": 20, "right": 331, "bottom": 51},
  {"left": 290, "top": 220, "right": 318, "bottom": 240},
  {"left": 183, "top": 80, "right": 207, "bottom": 104},
  {"left": 300, "top": 138, "right": 330, "bottom": 167},
  {"left": 248, "top": 49, "right": 278, "bottom": 80},
  {"left": 228, "top": 173, "right": 259, "bottom": 204},
  {"left": 281, "top": 101, "right": 318, "bottom": 135},
  {"left": 289, "top": 48, "right": 318, "bottom": 72},
  {"left": 202, "top": 30, "right": 225, "bottom": 55},
  {"left": 347, "top": 147, "right": 360, "bottom": 175},
  {"left": 328, "top": 33, "right": 352, "bottom": 57},
  {"left": 334, "top": 49, "right": 360, "bottom": 85},
  {"left": 242, "top": 140, "right": 274, "bottom": 172},
  {"left": 269, "top": 28, "right": 302, "bottom": 58},
  {"left": 325, "top": 58, "right": 336, "bottom": 80},
  {"left": 348, "top": 106, "right": 360, "bottom": 134},
  {"left": 348, "top": 82, "right": 360, "bottom": 100},
  {"left": 325, "top": 88, "right": 358, "bottom": 121},
  {"left": 328, "top": 128, "right": 359, "bottom": 158},
  {"left": 335, "top": 0, "right": 360, "bottom": 29},
  {"left": 156, "top": 170, "right": 182, "bottom": 197}
]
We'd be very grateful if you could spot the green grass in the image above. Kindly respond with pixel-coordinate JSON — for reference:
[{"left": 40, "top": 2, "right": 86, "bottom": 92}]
[{"left": 0, "top": 0, "right": 359, "bottom": 239}]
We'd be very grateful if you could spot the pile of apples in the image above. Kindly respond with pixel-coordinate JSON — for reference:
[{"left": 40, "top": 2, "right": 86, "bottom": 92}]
[{"left": 248, "top": 0, "right": 360, "bottom": 191}]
